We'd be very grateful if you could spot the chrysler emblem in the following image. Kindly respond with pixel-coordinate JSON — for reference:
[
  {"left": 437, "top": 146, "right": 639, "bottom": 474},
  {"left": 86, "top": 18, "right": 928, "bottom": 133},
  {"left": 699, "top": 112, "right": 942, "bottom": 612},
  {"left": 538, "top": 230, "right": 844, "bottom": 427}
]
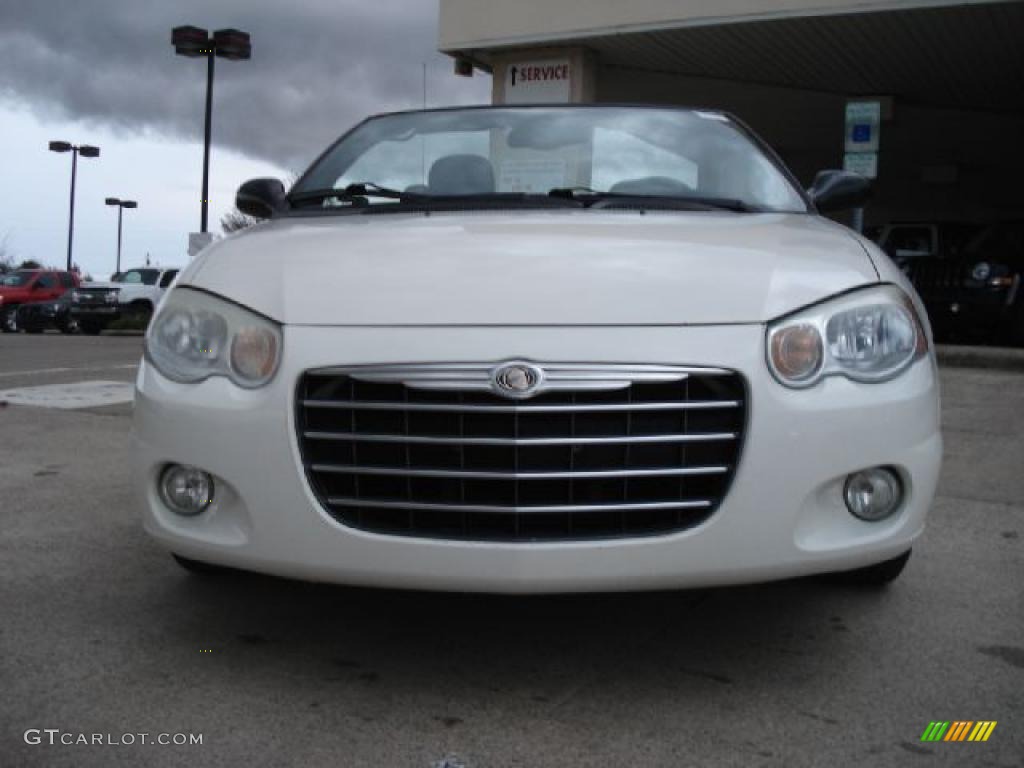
[{"left": 491, "top": 362, "right": 543, "bottom": 399}]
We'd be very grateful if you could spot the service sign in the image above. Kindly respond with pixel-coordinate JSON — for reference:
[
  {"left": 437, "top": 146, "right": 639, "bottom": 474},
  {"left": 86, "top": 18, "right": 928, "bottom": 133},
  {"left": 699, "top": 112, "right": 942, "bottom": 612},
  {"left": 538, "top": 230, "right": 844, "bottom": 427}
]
[{"left": 505, "top": 59, "right": 571, "bottom": 104}]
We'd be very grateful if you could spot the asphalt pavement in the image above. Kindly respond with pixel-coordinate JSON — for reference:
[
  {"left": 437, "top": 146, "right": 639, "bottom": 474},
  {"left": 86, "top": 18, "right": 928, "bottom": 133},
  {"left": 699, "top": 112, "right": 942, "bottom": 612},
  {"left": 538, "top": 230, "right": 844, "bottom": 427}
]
[{"left": 1, "top": 332, "right": 1021, "bottom": 768}]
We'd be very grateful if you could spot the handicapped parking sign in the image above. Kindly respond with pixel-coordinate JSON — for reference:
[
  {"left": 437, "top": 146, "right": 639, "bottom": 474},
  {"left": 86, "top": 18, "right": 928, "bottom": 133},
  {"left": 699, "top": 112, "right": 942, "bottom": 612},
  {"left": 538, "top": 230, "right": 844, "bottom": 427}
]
[{"left": 845, "top": 101, "right": 881, "bottom": 153}]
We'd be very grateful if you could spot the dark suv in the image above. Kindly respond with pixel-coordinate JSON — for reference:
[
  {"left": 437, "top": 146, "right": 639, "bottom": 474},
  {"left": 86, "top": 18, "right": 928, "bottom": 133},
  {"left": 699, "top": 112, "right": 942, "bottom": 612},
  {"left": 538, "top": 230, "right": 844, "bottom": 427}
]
[
  {"left": 872, "top": 221, "right": 983, "bottom": 269},
  {"left": 904, "top": 221, "right": 1024, "bottom": 345},
  {"left": 0, "top": 269, "right": 81, "bottom": 332}
]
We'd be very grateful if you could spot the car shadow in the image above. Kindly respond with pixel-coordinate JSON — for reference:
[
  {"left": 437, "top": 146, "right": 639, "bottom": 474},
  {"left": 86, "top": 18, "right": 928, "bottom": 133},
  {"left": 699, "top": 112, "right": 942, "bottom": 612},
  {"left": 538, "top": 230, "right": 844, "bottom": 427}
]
[{"left": 157, "top": 568, "right": 894, "bottom": 697}]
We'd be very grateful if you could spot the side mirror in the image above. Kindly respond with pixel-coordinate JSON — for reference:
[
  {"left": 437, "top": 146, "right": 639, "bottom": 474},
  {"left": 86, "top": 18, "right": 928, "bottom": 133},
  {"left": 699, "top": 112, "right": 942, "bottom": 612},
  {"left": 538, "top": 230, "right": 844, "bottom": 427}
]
[
  {"left": 807, "top": 170, "right": 871, "bottom": 213},
  {"left": 236, "top": 178, "right": 287, "bottom": 219}
]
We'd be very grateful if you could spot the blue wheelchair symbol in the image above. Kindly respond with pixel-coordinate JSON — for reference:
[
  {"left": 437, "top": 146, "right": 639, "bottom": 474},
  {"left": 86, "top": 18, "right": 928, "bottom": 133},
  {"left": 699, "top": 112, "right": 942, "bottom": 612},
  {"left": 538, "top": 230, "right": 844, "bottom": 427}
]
[{"left": 851, "top": 124, "right": 872, "bottom": 143}]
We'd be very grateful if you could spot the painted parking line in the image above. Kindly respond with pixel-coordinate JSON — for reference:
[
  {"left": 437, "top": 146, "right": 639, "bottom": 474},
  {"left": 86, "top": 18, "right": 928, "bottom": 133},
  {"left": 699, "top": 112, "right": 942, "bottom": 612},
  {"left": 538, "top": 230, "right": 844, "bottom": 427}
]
[
  {"left": 0, "top": 363, "right": 138, "bottom": 379},
  {"left": 0, "top": 380, "right": 135, "bottom": 409}
]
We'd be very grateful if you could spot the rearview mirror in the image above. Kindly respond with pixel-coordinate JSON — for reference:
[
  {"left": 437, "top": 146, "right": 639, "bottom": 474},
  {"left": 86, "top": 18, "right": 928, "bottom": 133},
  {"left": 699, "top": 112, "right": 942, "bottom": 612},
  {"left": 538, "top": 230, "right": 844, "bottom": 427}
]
[
  {"left": 807, "top": 170, "right": 871, "bottom": 213},
  {"left": 236, "top": 178, "right": 287, "bottom": 219}
]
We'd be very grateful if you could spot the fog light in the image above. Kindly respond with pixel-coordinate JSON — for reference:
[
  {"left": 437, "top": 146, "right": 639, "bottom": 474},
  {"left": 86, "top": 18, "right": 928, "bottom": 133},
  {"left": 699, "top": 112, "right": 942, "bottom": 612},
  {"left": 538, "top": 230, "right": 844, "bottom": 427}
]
[
  {"left": 159, "top": 464, "right": 214, "bottom": 516},
  {"left": 844, "top": 468, "right": 902, "bottom": 521}
]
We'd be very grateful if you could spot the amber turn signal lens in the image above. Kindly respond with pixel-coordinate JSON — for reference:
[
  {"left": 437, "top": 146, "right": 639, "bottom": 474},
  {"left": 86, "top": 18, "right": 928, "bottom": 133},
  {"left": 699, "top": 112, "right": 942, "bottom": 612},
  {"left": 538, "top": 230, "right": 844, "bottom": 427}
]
[
  {"left": 230, "top": 326, "right": 279, "bottom": 384},
  {"left": 770, "top": 323, "right": 823, "bottom": 383}
]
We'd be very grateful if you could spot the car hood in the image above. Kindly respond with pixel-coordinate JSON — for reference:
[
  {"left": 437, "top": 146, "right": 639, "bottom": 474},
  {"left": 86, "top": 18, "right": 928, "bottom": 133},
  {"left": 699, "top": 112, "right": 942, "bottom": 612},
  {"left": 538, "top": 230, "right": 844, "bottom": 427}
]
[{"left": 185, "top": 210, "right": 878, "bottom": 325}]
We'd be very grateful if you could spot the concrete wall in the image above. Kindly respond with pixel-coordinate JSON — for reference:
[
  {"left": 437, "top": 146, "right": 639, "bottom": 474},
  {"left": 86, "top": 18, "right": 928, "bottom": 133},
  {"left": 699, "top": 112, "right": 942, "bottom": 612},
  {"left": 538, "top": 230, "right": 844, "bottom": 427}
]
[
  {"left": 596, "top": 65, "right": 1024, "bottom": 225},
  {"left": 440, "top": 0, "right": 1004, "bottom": 50}
]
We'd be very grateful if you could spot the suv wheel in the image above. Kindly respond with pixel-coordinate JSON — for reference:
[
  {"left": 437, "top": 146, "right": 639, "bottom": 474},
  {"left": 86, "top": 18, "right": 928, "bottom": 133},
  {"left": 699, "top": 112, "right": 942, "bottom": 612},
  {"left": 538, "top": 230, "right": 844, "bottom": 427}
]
[
  {"left": 1006, "top": 302, "right": 1024, "bottom": 348},
  {"left": 78, "top": 320, "right": 104, "bottom": 336},
  {"left": 126, "top": 301, "right": 154, "bottom": 325},
  {"left": 1, "top": 305, "right": 18, "bottom": 333}
]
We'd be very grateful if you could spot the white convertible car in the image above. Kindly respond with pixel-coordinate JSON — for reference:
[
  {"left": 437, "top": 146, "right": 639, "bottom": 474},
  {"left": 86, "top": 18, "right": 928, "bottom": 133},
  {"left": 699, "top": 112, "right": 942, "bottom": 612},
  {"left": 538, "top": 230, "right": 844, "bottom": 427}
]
[{"left": 134, "top": 105, "right": 941, "bottom": 592}]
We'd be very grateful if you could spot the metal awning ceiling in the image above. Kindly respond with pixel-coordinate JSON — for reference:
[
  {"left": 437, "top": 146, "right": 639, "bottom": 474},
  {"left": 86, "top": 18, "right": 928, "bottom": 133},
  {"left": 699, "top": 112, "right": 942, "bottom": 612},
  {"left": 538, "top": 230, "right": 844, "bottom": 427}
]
[{"left": 488, "top": 2, "right": 1024, "bottom": 114}]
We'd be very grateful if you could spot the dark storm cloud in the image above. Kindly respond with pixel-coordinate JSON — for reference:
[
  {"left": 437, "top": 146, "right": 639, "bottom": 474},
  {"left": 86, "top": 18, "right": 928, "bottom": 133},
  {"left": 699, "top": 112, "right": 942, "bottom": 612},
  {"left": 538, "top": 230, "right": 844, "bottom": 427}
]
[{"left": 0, "top": 0, "right": 490, "bottom": 171}]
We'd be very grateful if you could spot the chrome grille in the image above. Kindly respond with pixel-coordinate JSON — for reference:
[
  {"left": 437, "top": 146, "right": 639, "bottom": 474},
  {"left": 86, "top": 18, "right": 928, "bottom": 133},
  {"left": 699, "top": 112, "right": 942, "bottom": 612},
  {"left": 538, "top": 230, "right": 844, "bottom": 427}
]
[
  {"left": 72, "top": 287, "right": 115, "bottom": 307},
  {"left": 296, "top": 363, "right": 746, "bottom": 542},
  {"left": 905, "top": 260, "right": 970, "bottom": 295}
]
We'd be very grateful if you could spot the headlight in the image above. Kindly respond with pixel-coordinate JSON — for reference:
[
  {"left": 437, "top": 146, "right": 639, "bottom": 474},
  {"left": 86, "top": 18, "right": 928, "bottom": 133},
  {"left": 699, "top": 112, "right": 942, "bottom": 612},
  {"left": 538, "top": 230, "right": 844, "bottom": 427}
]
[
  {"left": 145, "top": 288, "right": 281, "bottom": 388},
  {"left": 105, "top": 290, "right": 119, "bottom": 303},
  {"left": 767, "top": 285, "right": 928, "bottom": 388},
  {"left": 971, "top": 262, "right": 991, "bottom": 281}
]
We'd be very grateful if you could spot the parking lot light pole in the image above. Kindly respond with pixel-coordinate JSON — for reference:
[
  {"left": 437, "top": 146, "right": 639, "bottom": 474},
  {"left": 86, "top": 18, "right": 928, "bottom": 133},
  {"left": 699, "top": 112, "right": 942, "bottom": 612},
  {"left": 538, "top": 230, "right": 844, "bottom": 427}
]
[
  {"left": 172, "top": 26, "right": 251, "bottom": 234},
  {"left": 49, "top": 141, "right": 100, "bottom": 271},
  {"left": 105, "top": 198, "right": 138, "bottom": 275}
]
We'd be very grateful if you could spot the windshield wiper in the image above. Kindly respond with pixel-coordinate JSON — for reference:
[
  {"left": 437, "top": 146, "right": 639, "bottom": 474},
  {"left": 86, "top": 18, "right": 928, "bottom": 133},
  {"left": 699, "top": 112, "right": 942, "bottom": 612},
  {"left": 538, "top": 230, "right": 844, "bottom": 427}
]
[
  {"left": 288, "top": 182, "right": 427, "bottom": 207},
  {"left": 289, "top": 185, "right": 583, "bottom": 210},
  {"left": 548, "top": 187, "right": 759, "bottom": 213}
]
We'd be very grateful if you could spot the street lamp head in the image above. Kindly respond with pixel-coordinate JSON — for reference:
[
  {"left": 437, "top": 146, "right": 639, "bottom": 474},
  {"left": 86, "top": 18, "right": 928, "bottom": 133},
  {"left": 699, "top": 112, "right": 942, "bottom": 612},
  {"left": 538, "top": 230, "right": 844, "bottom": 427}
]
[
  {"left": 79, "top": 145, "right": 100, "bottom": 158},
  {"left": 172, "top": 25, "right": 211, "bottom": 57},
  {"left": 122, "top": 201, "right": 138, "bottom": 209},
  {"left": 105, "top": 197, "right": 121, "bottom": 206},
  {"left": 49, "top": 141, "right": 72, "bottom": 153},
  {"left": 213, "top": 28, "right": 251, "bottom": 60}
]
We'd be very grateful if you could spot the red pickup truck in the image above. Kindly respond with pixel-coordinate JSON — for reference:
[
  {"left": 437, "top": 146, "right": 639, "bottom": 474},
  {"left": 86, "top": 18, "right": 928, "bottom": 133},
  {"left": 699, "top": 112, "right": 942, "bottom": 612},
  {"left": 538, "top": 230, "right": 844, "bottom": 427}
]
[{"left": 0, "top": 269, "right": 81, "bottom": 332}]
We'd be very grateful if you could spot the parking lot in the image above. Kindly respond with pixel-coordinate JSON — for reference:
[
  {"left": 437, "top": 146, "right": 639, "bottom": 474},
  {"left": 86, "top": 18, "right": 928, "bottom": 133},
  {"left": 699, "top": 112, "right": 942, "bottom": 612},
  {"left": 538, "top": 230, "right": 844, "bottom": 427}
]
[{"left": 1, "top": 333, "right": 1021, "bottom": 768}]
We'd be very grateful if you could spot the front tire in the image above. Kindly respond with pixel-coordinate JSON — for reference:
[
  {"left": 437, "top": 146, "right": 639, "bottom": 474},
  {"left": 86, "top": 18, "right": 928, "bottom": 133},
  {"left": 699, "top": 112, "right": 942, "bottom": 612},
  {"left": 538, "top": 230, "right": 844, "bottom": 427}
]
[
  {"left": 78, "top": 320, "right": 104, "bottom": 336},
  {"left": 1, "top": 305, "right": 18, "bottom": 333},
  {"left": 172, "top": 554, "right": 233, "bottom": 577},
  {"left": 1004, "top": 302, "right": 1024, "bottom": 348},
  {"left": 125, "top": 301, "right": 154, "bottom": 326},
  {"left": 826, "top": 550, "right": 911, "bottom": 587}
]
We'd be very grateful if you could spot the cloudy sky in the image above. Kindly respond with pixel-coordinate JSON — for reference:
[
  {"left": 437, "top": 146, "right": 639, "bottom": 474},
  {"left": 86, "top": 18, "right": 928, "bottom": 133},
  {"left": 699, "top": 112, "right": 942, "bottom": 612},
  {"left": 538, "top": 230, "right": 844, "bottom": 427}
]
[{"left": 0, "top": 0, "right": 490, "bottom": 278}]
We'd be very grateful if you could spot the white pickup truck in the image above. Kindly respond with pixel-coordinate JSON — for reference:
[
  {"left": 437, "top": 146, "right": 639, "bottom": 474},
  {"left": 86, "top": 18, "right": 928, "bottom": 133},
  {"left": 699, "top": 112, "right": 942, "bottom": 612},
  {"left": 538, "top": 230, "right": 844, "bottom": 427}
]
[{"left": 69, "top": 266, "right": 180, "bottom": 334}]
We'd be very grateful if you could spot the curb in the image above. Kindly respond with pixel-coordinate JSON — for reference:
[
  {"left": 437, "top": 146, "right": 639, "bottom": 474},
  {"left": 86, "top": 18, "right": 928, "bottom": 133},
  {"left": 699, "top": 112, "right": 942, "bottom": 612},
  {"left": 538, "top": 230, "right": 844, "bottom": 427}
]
[{"left": 936, "top": 344, "right": 1024, "bottom": 372}]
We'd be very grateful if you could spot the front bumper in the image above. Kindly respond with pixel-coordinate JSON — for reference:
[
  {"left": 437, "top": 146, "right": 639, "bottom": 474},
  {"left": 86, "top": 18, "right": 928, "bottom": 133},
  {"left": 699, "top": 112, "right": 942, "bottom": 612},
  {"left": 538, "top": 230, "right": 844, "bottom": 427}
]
[
  {"left": 71, "top": 305, "right": 121, "bottom": 320},
  {"left": 17, "top": 304, "right": 61, "bottom": 321},
  {"left": 133, "top": 324, "right": 942, "bottom": 593},
  {"left": 921, "top": 289, "right": 1014, "bottom": 339}
]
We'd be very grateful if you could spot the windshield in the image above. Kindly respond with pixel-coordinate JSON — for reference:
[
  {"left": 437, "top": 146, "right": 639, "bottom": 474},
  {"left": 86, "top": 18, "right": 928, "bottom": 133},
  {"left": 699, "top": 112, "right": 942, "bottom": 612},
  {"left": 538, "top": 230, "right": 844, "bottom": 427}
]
[
  {"left": 1, "top": 271, "right": 35, "bottom": 287},
  {"left": 292, "top": 106, "right": 808, "bottom": 213},
  {"left": 964, "top": 223, "right": 1024, "bottom": 257},
  {"left": 119, "top": 269, "right": 160, "bottom": 285}
]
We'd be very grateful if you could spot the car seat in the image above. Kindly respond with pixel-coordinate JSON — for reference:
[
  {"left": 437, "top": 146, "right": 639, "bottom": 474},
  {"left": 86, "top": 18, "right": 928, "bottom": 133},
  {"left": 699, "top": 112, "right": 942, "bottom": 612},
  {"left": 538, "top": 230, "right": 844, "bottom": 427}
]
[{"left": 428, "top": 155, "right": 496, "bottom": 196}]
